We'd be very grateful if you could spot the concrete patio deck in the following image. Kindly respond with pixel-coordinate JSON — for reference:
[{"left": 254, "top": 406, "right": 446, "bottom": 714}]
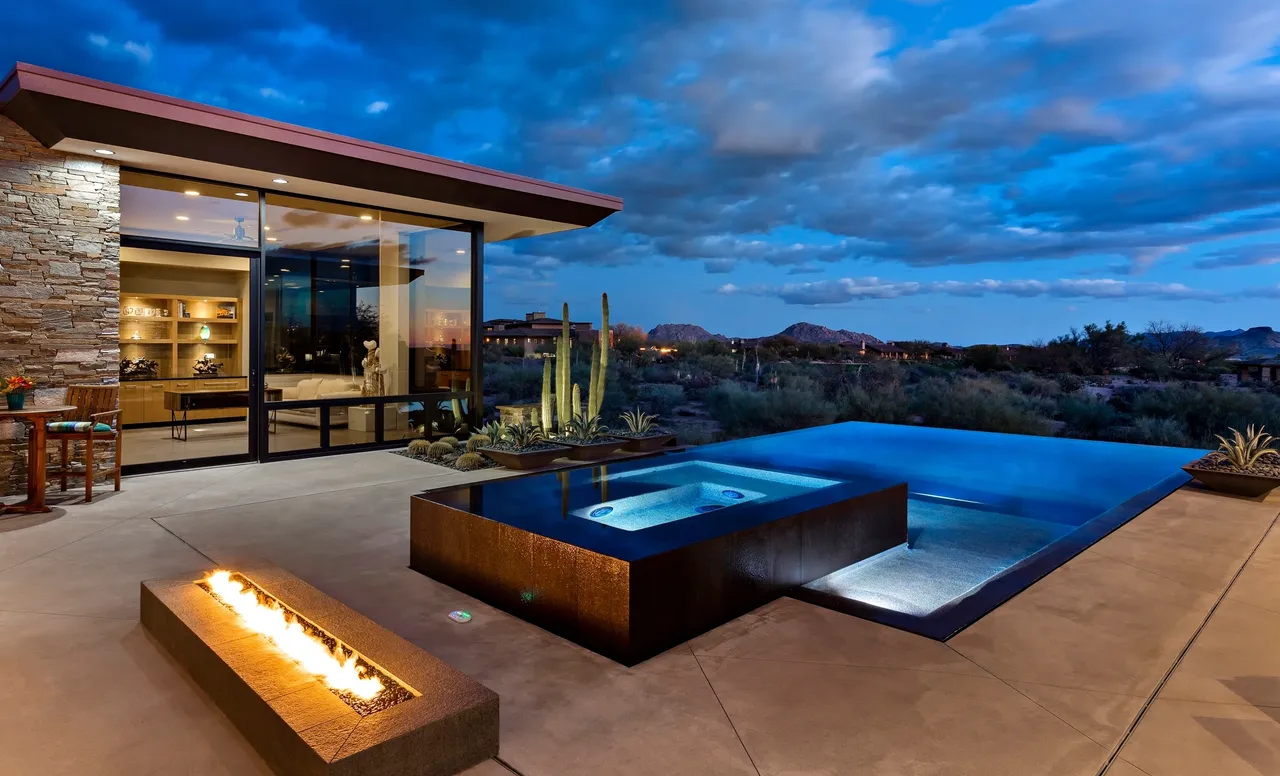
[{"left": 1, "top": 451, "right": 1276, "bottom": 775}]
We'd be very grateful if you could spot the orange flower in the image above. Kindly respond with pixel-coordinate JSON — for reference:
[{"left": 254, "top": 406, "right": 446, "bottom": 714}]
[{"left": 5, "top": 376, "right": 34, "bottom": 393}]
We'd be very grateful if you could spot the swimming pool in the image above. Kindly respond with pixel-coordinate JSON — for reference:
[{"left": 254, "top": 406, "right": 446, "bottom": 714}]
[{"left": 690, "top": 421, "right": 1206, "bottom": 637}]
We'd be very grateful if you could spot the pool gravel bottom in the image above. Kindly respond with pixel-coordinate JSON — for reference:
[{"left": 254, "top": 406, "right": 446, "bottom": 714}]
[{"left": 805, "top": 498, "right": 1074, "bottom": 617}]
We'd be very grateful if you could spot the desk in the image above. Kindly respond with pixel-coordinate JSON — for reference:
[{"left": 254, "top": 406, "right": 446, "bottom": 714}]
[
  {"left": 0, "top": 405, "right": 75, "bottom": 515},
  {"left": 164, "top": 388, "right": 282, "bottom": 440}
]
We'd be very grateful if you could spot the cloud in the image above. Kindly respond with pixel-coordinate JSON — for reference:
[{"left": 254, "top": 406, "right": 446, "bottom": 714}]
[
  {"left": 719, "top": 276, "right": 1230, "bottom": 305},
  {"left": 365, "top": 100, "right": 390, "bottom": 115},
  {"left": 1193, "top": 243, "right": 1280, "bottom": 269},
  {"left": 122, "top": 41, "right": 153, "bottom": 64}
]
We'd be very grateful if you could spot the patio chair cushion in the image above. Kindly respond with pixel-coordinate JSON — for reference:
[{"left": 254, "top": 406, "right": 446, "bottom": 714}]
[{"left": 46, "top": 421, "right": 114, "bottom": 434}]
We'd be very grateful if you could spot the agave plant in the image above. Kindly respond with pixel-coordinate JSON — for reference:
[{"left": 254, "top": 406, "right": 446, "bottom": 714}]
[
  {"left": 503, "top": 421, "right": 546, "bottom": 450},
  {"left": 563, "top": 414, "right": 609, "bottom": 443},
  {"left": 619, "top": 407, "right": 658, "bottom": 435},
  {"left": 1213, "top": 425, "right": 1280, "bottom": 470},
  {"left": 478, "top": 420, "right": 505, "bottom": 441}
]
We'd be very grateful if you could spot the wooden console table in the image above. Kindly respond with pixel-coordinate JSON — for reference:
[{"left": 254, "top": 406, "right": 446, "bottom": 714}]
[
  {"left": 0, "top": 405, "right": 75, "bottom": 515},
  {"left": 164, "top": 388, "right": 281, "bottom": 440}
]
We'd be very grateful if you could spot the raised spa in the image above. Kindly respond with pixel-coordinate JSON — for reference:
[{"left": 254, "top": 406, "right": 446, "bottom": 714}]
[{"left": 411, "top": 456, "right": 905, "bottom": 665}]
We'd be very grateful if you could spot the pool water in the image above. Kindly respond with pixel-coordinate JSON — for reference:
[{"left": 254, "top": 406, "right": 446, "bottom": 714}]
[
  {"left": 689, "top": 421, "right": 1206, "bottom": 637},
  {"left": 572, "top": 461, "right": 839, "bottom": 531}
]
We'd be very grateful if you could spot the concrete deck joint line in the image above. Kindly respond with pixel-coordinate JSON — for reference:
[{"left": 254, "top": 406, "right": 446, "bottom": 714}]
[
  {"left": 149, "top": 516, "right": 216, "bottom": 565},
  {"left": 691, "top": 647, "right": 764, "bottom": 776},
  {"left": 1093, "top": 508, "right": 1280, "bottom": 776}
]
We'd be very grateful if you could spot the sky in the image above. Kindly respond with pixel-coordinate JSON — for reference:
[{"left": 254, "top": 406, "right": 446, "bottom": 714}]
[{"left": 5, "top": 0, "right": 1280, "bottom": 344}]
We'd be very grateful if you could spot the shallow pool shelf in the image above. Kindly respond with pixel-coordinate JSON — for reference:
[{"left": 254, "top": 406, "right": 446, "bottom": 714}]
[
  {"left": 410, "top": 462, "right": 907, "bottom": 665},
  {"left": 140, "top": 565, "right": 498, "bottom": 776}
]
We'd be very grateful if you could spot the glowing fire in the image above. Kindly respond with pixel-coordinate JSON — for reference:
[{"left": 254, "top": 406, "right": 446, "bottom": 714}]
[{"left": 203, "top": 570, "right": 384, "bottom": 700}]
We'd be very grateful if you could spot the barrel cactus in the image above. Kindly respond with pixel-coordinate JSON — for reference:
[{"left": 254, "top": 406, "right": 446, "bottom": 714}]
[
  {"left": 455, "top": 452, "right": 486, "bottom": 471},
  {"left": 407, "top": 439, "right": 432, "bottom": 455},
  {"left": 427, "top": 441, "right": 455, "bottom": 460},
  {"left": 466, "top": 434, "right": 491, "bottom": 452},
  {"left": 437, "top": 436, "right": 459, "bottom": 446}
]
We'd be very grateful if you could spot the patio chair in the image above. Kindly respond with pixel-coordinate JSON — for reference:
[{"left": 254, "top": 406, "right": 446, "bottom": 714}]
[{"left": 46, "top": 385, "right": 121, "bottom": 502}]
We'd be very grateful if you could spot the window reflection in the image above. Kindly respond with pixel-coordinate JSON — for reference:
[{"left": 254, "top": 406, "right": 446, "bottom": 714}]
[
  {"left": 263, "top": 195, "right": 472, "bottom": 396},
  {"left": 121, "top": 171, "right": 259, "bottom": 246}
]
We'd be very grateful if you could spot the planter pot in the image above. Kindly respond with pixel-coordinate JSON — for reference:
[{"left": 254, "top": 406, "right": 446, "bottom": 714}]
[
  {"left": 479, "top": 445, "right": 570, "bottom": 471},
  {"left": 1183, "top": 465, "right": 1280, "bottom": 498},
  {"left": 610, "top": 432, "right": 677, "bottom": 453},
  {"left": 6, "top": 392, "right": 26, "bottom": 410},
  {"left": 556, "top": 438, "right": 625, "bottom": 461}
]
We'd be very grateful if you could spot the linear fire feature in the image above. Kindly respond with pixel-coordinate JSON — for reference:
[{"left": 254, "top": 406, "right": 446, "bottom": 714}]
[{"left": 141, "top": 565, "right": 498, "bottom": 776}]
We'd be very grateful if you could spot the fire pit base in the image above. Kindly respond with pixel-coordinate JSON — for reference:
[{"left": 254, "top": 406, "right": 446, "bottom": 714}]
[{"left": 141, "top": 565, "right": 498, "bottom": 776}]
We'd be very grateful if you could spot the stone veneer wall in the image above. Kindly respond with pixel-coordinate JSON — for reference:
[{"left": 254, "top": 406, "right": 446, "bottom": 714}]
[{"left": 0, "top": 115, "right": 120, "bottom": 496}]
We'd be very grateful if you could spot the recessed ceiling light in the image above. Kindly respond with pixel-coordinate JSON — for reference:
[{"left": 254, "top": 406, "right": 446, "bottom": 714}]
[
  {"left": 281, "top": 268, "right": 290, "bottom": 272},
  {"left": 272, "top": 178, "right": 288, "bottom": 184},
  {"left": 267, "top": 237, "right": 278, "bottom": 242},
  {"left": 175, "top": 215, "right": 190, "bottom": 221},
  {"left": 359, "top": 214, "right": 373, "bottom": 221},
  {"left": 456, "top": 249, "right": 466, "bottom": 254},
  {"left": 93, "top": 149, "right": 115, "bottom": 155},
  {"left": 184, "top": 190, "right": 200, "bottom": 197},
  {"left": 234, "top": 192, "right": 249, "bottom": 197}
]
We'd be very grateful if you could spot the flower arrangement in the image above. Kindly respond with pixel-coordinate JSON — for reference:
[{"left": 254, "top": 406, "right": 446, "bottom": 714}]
[{"left": 5, "top": 375, "right": 35, "bottom": 409}]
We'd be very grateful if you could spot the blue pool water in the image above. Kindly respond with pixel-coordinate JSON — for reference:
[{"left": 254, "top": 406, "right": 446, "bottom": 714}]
[
  {"left": 571, "top": 461, "right": 839, "bottom": 530},
  {"left": 690, "top": 421, "right": 1206, "bottom": 635}
]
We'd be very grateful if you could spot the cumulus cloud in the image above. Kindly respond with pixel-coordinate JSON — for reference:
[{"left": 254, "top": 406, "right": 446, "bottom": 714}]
[
  {"left": 365, "top": 100, "right": 390, "bottom": 115},
  {"left": 719, "top": 276, "right": 1231, "bottom": 305}
]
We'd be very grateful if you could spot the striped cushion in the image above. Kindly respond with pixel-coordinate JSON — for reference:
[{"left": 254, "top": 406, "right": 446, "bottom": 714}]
[{"left": 46, "top": 421, "right": 114, "bottom": 434}]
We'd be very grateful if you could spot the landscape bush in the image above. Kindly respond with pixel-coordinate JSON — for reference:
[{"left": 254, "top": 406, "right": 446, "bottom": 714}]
[
  {"left": 706, "top": 382, "right": 837, "bottom": 438},
  {"left": 634, "top": 383, "right": 686, "bottom": 415}
]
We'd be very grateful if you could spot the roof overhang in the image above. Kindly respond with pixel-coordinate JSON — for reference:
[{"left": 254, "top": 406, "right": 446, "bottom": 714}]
[{"left": 0, "top": 63, "right": 622, "bottom": 242}]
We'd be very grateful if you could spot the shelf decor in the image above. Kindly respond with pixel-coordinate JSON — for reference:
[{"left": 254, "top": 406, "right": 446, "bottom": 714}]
[{"left": 199, "top": 324, "right": 211, "bottom": 341}]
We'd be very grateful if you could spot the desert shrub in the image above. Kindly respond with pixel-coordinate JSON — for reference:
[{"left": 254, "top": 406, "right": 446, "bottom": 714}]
[
  {"left": 1127, "top": 383, "right": 1280, "bottom": 446},
  {"left": 1013, "top": 373, "right": 1062, "bottom": 399},
  {"left": 1122, "top": 416, "right": 1192, "bottom": 447},
  {"left": 466, "top": 434, "right": 491, "bottom": 451},
  {"left": 640, "top": 365, "right": 679, "bottom": 383},
  {"left": 427, "top": 441, "right": 454, "bottom": 460},
  {"left": 634, "top": 383, "right": 686, "bottom": 415},
  {"left": 483, "top": 361, "right": 543, "bottom": 404},
  {"left": 407, "top": 439, "right": 431, "bottom": 455},
  {"left": 1056, "top": 374, "right": 1085, "bottom": 393},
  {"left": 690, "top": 354, "right": 739, "bottom": 380},
  {"left": 455, "top": 452, "right": 486, "bottom": 470},
  {"left": 910, "top": 377, "right": 1053, "bottom": 436},
  {"left": 1058, "top": 395, "right": 1119, "bottom": 438},
  {"left": 706, "top": 382, "right": 836, "bottom": 438},
  {"left": 835, "top": 384, "right": 912, "bottom": 425}
]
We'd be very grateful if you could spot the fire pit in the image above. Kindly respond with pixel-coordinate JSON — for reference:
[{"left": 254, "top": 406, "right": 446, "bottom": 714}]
[{"left": 141, "top": 565, "right": 497, "bottom": 776}]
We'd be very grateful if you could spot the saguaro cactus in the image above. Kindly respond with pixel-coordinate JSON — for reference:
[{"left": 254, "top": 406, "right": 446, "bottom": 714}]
[
  {"left": 589, "top": 293, "right": 610, "bottom": 420},
  {"left": 587, "top": 339, "right": 600, "bottom": 420},
  {"left": 540, "top": 357, "right": 553, "bottom": 432},
  {"left": 571, "top": 383, "right": 582, "bottom": 422}
]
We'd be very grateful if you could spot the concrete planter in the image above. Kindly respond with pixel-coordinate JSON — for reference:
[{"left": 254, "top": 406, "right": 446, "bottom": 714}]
[
  {"left": 478, "top": 444, "right": 569, "bottom": 470},
  {"left": 555, "top": 438, "right": 624, "bottom": 460},
  {"left": 610, "top": 432, "right": 677, "bottom": 453},
  {"left": 1183, "top": 463, "right": 1280, "bottom": 498}
]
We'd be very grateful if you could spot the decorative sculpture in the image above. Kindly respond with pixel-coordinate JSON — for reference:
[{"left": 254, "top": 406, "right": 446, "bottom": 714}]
[{"left": 361, "top": 340, "right": 387, "bottom": 397}]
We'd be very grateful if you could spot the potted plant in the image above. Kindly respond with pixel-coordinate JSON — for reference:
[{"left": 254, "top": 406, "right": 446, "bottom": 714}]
[
  {"left": 4, "top": 375, "right": 35, "bottom": 410},
  {"left": 478, "top": 421, "right": 570, "bottom": 470},
  {"left": 1183, "top": 425, "right": 1280, "bottom": 497},
  {"left": 610, "top": 407, "right": 677, "bottom": 452},
  {"left": 556, "top": 414, "right": 624, "bottom": 460}
]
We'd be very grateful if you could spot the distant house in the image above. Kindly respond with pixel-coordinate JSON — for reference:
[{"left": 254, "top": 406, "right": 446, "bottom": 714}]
[
  {"left": 856, "top": 340, "right": 906, "bottom": 360},
  {"left": 483, "top": 311, "right": 599, "bottom": 357},
  {"left": 1233, "top": 359, "right": 1280, "bottom": 385},
  {"left": 928, "top": 344, "right": 964, "bottom": 361}
]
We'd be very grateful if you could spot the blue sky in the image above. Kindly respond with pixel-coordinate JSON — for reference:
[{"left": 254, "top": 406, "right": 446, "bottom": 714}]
[{"left": 6, "top": 0, "right": 1280, "bottom": 343}]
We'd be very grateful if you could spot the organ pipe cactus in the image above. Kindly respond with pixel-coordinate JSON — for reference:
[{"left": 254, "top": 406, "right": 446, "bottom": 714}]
[
  {"left": 541, "top": 356, "right": 553, "bottom": 432},
  {"left": 556, "top": 303, "right": 571, "bottom": 433},
  {"left": 590, "top": 293, "right": 609, "bottom": 419},
  {"left": 571, "top": 383, "right": 582, "bottom": 422}
]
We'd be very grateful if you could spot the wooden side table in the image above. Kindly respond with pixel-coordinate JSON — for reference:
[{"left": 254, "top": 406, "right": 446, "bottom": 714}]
[{"left": 0, "top": 405, "right": 75, "bottom": 515}]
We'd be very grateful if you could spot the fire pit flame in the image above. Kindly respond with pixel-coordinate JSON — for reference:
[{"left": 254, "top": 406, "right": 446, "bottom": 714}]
[{"left": 203, "top": 570, "right": 384, "bottom": 700}]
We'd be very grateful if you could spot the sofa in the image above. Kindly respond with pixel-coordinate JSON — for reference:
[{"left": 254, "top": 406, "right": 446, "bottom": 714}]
[{"left": 273, "top": 378, "right": 363, "bottom": 428}]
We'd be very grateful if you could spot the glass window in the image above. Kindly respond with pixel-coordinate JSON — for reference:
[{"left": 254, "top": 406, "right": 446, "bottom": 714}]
[
  {"left": 263, "top": 194, "right": 472, "bottom": 396},
  {"left": 121, "top": 171, "right": 259, "bottom": 247}
]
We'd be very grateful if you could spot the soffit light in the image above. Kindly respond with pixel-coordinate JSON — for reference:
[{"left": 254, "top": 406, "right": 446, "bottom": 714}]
[
  {"left": 359, "top": 215, "right": 374, "bottom": 221},
  {"left": 456, "top": 249, "right": 466, "bottom": 254},
  {"left": 175, "top": 215, "right": 190, "bottom": 221},
  {"left": 267, "top": 237, "right": 278, "bottom": 242},
  {"left": 93, "top": 149, "right": 115, "bottom": 155},
  {"left": 184, "top": 190, "right": 200, "bottom": 197},
  {"left": 234, "top": 192, "right": 250, "bottom": 197},
  {"left": 272, "top": 178, "right": 288, "bottom": 184}
]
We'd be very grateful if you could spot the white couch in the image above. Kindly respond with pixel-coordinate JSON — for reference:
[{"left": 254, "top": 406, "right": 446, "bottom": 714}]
[{"left": 274, "top": 378, "right": 362, "bottom": 427}]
